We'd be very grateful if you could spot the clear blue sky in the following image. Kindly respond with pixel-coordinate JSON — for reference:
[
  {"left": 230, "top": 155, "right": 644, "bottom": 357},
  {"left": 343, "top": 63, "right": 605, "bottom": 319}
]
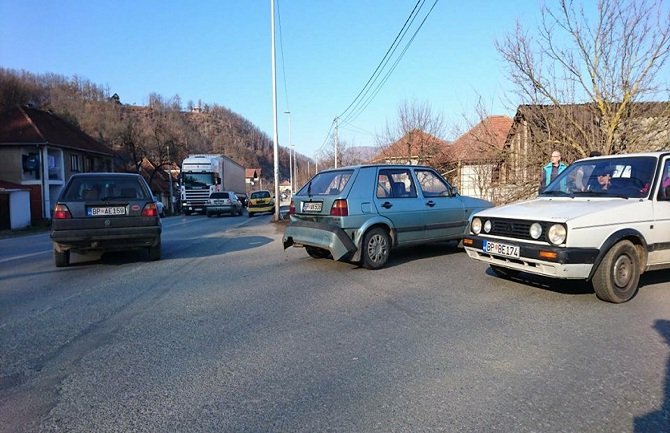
[{"left": 1, "top": 1, "right": 539, "bottom": 159}]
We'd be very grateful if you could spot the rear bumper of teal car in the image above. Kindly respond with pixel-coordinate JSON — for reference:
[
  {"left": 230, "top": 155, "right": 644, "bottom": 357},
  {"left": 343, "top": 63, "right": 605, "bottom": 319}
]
[{"left": 282, "top": 220, "right": 357, "bottom": 260}]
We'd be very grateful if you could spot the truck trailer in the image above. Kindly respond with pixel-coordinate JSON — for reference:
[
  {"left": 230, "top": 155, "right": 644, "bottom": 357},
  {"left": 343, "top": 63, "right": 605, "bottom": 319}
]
[{"left": 180, "top": 154, "right": 246, "bottom": 215}]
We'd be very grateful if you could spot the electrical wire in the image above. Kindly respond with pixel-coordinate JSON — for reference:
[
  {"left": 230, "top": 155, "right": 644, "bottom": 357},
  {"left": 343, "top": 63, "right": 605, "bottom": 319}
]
[{"left": 342, "top": 0, "right": 440, "bottom": 126}]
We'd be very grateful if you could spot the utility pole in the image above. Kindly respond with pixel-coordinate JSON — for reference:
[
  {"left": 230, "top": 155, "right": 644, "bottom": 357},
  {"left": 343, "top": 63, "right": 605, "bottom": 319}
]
[
  {"left": 334, "top": 117, "right": 339, "bottom": 168},
  {"left": 284, "top": 111, "right": 292, "bottom": 193},
  {"left": 167, "top": 143, "right": 174, "bottom": 214},
  {"left": 271, "top": 0, "right": 280, "bottom": 221}
]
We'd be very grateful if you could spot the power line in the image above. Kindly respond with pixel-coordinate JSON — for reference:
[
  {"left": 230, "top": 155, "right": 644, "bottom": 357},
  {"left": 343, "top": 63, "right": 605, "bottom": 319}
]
[
  {"left": 342, "top": 0, "right": 440, "bottom": 126},
  {"left": 337, "top": 0, "right": 425, "bottom": 123}
]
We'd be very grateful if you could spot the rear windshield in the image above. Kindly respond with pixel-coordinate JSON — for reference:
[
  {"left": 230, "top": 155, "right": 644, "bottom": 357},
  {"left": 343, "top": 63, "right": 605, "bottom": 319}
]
[
  {"left": 251, "top": 191, "right": 271, "bottom": 199},
  {"left": 210, "top": 192, "right": 230, "bottom": 199},
  {"left": 297, "top": 170, "right": 354, "bottom": 196},
  {"left": 62, "top": 177, "right": 148, "bottom": 201}
]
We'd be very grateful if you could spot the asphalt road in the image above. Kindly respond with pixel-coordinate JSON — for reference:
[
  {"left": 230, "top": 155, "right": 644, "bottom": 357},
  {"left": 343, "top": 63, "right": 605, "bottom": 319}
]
[{"left": 1, "top": 213, "right": 669, "bottom": 433}]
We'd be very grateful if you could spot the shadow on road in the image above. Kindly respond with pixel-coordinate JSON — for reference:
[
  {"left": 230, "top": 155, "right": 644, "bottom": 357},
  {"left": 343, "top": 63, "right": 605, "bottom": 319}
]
[{"left": 633, "top": 319, "right": 670, "bottom": 432}]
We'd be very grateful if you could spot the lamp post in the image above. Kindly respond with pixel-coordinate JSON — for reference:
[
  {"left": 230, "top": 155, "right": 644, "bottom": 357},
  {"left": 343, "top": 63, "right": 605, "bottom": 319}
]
[{"left": 284, "top": 111, "right": 292, "bottom": 194}]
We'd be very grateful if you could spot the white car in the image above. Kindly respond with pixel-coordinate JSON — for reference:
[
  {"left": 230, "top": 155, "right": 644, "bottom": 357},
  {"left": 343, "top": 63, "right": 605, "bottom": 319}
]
[{"left": 463, "top": 152, "right": 670, "bottom": 303}]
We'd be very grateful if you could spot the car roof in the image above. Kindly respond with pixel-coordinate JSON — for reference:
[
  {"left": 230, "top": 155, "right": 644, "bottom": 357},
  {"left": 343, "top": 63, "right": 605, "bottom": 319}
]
[
  {"left": 69, "top": 172, "right": 142, "bottom": 179},
  {"left": 316, "top": 163, "right": 434, "bottom": 173}
]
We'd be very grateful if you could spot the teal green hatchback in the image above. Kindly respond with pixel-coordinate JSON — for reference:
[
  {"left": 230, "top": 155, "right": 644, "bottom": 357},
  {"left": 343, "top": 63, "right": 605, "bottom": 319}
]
[{"left": 282, "top": 164, "right": 493, "bottom": 269}]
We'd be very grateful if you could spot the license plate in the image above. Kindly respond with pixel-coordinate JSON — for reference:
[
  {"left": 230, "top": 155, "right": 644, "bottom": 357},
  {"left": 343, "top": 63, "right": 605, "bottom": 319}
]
[
  {"left": 302, "top": 202, "right": 323, "bottom": 212},
  {"left": 483, "top": 240, "right": 520, "bottom": 258},
  {"left": 88, "top": 206, "right": 126, "bottom": 216}
]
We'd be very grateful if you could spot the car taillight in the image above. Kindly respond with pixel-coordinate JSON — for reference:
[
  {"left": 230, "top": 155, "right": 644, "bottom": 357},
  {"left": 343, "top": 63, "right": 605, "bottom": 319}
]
[
  {"left": 330, "top": 199, "right": 348, "bottom": 216},
  {"left": 142, "top": 203, "right": 158, "bottom": 217},
  {"left": 289, "top": 199, "right": 295, "bottom": 215},
  {"left": 53, "top": 204, "right": 72, "bottom": 219}
]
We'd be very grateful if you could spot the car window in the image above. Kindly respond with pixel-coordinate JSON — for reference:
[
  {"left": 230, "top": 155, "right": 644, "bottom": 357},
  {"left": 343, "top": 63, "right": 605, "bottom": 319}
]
[
  {"left": 376, "top": 169, "right": 417, "bottom": 198},
  {"left": 415, "top": 169, "right": 451, "bottom": 197},
  {"left": 547, "top": 156, "right": 656, "bottom": 198},
  {"left": 210, "top": 192, "right": 230, "bottom": 199},
  {"left": 298, "top": 170, "right": 353, "bottom": 196},
  {"left": 251, "top": 191, "right": 271, "bottom": 199},
  {"left": 62, "top": 177, "right": 148, "bottom": 200}
]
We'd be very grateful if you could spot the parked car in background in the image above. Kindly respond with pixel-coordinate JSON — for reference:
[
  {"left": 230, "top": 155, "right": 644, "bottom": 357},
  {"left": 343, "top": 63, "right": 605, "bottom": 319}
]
[
  {"left": 247, "top": 190, "right": 275, "bottom": 217},
  {"left": 205, "top": 191, "right": 243, "bottom": 217},
  {"left": 282, "top": 164, "right": 493, "bottom": 269},
  {"left": 237, "top": 192, "right": 249, "bottom": 208},
  {"left": 153, "top": 195, "right": 165, "bottom": 217},
  {"left": 50, "top": 172, "right": 162, "bottom": 267},
  {"left": 463, "top": 152, "right": 670, "bottom": 303}
]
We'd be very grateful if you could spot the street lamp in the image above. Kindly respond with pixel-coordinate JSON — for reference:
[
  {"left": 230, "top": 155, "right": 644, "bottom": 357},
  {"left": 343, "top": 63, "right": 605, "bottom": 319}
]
[{"left": 284, "top": 111, "right": 293, "bottom": 193}]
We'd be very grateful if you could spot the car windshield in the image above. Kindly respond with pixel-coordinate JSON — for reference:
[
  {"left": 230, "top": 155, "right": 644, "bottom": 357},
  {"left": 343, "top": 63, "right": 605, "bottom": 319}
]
[
  {"left": 542, "top": 156, "right": 657, "bottom": 199},
  {"left": 210, "top": 192, "right": 229, "bottom": 199},
  {"left": 62, "top": 177, "right": 148, "bottom": 201},
  {"left": 298, "top": 170, "right": 354, "bottom": 196},
  {"left": 251, "top": 191, "right": 271, "bottom": 199}
]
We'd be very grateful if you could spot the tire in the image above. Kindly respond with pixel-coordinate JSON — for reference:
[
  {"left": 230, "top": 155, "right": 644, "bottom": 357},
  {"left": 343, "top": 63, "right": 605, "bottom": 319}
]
[
  {"left": 305, "top": 246, "right": 331, "bottom": 259},
  {"left": 206, "top": 212, "right": 212, "bottom": 218},
  {"left": 148, "top": 239, "right": 161, "bottom": 261},
  {"left": 248, "top": 212, "right": 254, "bottom": 218},
  {"left": 361, "top": 227, "right": 391, "bottom": 269},
  {"left": 592, "top": 240, "right": 640, "bottom": 303},
  {"left": 490, "top": 265, "right": 520, "bottom": 278},
  {"left": 54, "top": 249, "right": 70, "bottom": 267}
]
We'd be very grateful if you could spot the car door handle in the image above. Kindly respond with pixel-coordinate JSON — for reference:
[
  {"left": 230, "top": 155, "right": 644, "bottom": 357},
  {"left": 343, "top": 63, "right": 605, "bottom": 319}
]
[
  {"left": 381, "top": 201, "right": 393, "bottom": 209},
  {"left": 426, "top": 201, "right": 436, "bottom": 207}
]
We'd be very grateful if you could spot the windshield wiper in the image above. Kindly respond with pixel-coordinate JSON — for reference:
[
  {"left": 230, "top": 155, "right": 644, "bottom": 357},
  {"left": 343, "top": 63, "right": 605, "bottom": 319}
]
[
  {"left": 307, "top": 180, "right": 312, "bottom": 199},
  {"left": 572, "top": 190, "right": 629, "bottom": 199}
]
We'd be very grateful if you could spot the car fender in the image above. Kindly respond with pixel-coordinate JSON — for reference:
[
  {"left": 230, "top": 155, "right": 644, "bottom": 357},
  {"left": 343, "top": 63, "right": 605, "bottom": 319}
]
[
  {"left": 587, "top": 228, "right": 648, "bottom": 280},
  {"left": 348, "top": 216, "right": 395, "bottom": 263}
]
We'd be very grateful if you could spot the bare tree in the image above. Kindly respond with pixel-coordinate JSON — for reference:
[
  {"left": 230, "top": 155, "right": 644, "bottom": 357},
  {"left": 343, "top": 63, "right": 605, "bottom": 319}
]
[
  {"left": 377, "top": 99, "right": 446, "bottom": 165},
  {"left": 497, "top": 0, "right": 670, "bottom": 174}
]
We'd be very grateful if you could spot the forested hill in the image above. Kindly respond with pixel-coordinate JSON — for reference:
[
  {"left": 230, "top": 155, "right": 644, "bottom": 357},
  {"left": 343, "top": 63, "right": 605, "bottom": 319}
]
[{"left": 0, "top": 68, "right": 295, "bottom": 181}]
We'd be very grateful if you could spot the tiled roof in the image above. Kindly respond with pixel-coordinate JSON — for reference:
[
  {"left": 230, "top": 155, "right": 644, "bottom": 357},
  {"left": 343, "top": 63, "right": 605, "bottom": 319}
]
[
  {"left": 245, "top": 168, "right": 261, "bottom": 178},
  {"left": 371, "top": 129, "right": 449, "bottom": 162},
  {"left": 0, "top": 106, "right": 112, "bottom": 155},
  {"left": 443, "top": 116, "right": 513, "bottom": 163}
]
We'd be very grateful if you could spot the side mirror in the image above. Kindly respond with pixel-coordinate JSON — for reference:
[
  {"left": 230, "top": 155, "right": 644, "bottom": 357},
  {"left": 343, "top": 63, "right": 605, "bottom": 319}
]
[{"left": 450, "top": 186, "right": 459, "bottom": 196}]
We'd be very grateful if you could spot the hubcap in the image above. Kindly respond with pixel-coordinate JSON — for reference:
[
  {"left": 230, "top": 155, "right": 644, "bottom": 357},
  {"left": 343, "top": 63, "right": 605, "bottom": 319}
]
[
  {"left": 368, "top": 234, "right": 388, "bottom": 263},
  {"left": 613, "top": 254, "right": 633, "bottom": 288}
]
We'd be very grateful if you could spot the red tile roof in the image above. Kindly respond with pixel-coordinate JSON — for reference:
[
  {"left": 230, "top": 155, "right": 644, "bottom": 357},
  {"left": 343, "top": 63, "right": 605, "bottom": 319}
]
[
  {"left": 443, "top": 115, "right": 512, "bottom": 163},
  {"left": 371, "top": 129, "right": 449, "bottom": 162},
  {"left": 245, "top": 168, "right": 261, "bottom": 178},
  {"left": 0, "top": 106, "right": 112, "bottom": 155}
]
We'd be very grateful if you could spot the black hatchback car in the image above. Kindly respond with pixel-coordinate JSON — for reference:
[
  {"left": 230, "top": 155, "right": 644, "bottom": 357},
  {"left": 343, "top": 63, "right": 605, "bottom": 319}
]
[{"left": 50, "top": 173, "right": 162, "bottom": 267}]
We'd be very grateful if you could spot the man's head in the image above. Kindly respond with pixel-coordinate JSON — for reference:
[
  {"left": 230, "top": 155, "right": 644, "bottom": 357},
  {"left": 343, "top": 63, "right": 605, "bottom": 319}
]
[{"left": 551, "top": 151, "right": 561, "bottom": 166}]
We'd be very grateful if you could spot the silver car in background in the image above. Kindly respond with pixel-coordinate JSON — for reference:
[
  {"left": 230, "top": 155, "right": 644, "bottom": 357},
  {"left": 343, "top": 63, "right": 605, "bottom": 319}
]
[{"left": 283, "top": 164, "right": 493, "bottom": 269}]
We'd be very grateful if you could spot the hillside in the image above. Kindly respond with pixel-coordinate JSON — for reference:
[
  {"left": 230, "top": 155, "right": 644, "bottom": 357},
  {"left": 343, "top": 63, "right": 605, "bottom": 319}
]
[{"left": 0, "top": 68, "right": 301, "bottom": 183}]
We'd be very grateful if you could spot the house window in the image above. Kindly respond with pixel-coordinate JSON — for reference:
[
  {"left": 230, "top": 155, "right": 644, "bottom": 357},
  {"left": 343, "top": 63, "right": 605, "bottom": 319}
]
[{"left": 70, "top": 154, "right": 81, "bottom": 172}]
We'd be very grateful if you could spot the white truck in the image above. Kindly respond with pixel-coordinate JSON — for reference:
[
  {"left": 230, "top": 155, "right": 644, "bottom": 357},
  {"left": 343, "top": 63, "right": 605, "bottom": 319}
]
[{"left": 180, "top": 154, "right": 246, "bottom": 215}]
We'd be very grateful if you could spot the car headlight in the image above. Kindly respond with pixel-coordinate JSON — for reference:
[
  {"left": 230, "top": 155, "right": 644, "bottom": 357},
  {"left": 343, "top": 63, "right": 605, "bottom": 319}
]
[
  {"left": 471, "top": 217, "right": 482, "bottom": 234},
  {"left": 530, "top": 222, "right": 543, "bottom": 240},
  {"left": 483, "top": 219, "right": 492, "bottom": 233},
  {"left": 547, "top": 224, "right": 567, "bottom": 245}
]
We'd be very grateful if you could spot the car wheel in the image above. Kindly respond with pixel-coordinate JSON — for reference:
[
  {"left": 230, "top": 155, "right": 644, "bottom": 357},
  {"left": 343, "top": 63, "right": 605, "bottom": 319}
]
[
  {"left": 490, "top": 265, "right": 520, "bottom": 278},
  {"left": 54, "top": 249, "right": 70, "bottom": 267},
  {"left": 592, "top": 240, "right": 640, "bottom": 303},
  {"left": 362, "top": 227, "right": 391, "bottom": 269},
  {"left": 148, "top": 239, "right": 161, "bottom": 261},
  {"left": 248, "top": 212, "right": 254, "bottom": 218},
  {"left": 305, "top": 246, "right": 331, "bottom": 259}
]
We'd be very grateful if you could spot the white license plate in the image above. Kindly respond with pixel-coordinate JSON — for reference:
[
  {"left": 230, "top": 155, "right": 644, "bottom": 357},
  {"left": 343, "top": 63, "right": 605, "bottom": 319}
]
[
  {"left": 302, "top": 202, "right": 323, "bottom": 212},
  {"left": 483, "top": 240, "right": 520, "bottom": 258},
  {"left": 88, "top": 206, "right": 126, "bottom": 216}
]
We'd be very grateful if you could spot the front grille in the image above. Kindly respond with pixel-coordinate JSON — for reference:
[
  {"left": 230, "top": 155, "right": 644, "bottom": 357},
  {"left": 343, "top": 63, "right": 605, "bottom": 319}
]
[{"left": 488, "top": 218, "right": 551, "bottom": 241}]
